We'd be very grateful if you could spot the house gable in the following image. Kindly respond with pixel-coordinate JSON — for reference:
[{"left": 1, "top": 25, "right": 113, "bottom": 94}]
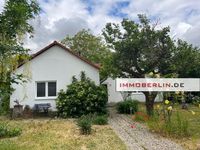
[{"left": 18, "top": 41, "right": 100, "bottom": 70}]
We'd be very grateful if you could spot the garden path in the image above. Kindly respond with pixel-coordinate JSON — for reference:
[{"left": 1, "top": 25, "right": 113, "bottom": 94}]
[{"left": 108, "top": 107, "right": 183, "bottom": 150}]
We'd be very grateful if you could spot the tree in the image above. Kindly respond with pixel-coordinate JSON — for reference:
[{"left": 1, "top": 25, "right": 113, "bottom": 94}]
[
  {"left": 173, "top": 39, "right": 200, "bottom": 78},
  {"left": 0, "top": 0, "right": 40, "bottom": 113},
  {"left": 102, "top": 14, "right": 175, "bottom": 115},
  {"left": 61, "top": 29, "right": 115, "bottom": 82},
  {"left": 173, "top": 40, "right": 200, "bottom": 99}
]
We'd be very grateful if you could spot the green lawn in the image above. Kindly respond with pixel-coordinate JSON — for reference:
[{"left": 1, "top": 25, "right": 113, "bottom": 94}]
[{"left": 0, "top": 118, "right": 126, "bottom": 150}]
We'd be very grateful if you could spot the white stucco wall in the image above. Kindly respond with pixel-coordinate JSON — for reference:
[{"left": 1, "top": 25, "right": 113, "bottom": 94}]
[
  {"left": 103, "top": 78, "right": 163, "bottom": 103},
  {"left": 10, "top": 45, "right": 100, "bottom": 110}
]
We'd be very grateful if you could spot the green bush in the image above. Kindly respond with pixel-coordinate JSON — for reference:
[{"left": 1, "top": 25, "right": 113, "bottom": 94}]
[
  {"left": 92, "top": 115, "right": 108, "bottom": 125},
  {"left": 0, "top": 122, "right": 22, "bottom": 138},
  {"left": 0, "top": 93, "right": 10, "bottom": 115},
  {"left": 117, "top": 99, "right": 138, "bottom": 114},
  {"left": 77, "top": 115, "right": 92, "bottom": 135},
  {"left": 56, "top": 72, "right": 108, "bottom": 117},
  {"left": 192, "top": 96, "right": 200, "bottom": 106}
]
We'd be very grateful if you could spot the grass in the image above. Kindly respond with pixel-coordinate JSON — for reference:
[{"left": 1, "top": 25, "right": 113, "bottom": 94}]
[
  {"left": 136, "top": 103, "right": 200, "bottom": 150},
  {"left": 0, "top": 118, "right": 126, "bottom": 150}
]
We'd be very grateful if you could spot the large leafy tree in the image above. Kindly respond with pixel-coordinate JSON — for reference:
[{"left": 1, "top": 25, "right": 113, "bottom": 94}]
[
  {"left": 173, "top": 40, "right": 200, "bottom": 98},
  {"left": 173, "top": 39, "right": 200, "bottom": 78},
  {"left": 61, "top": 29, "right": 115, "bottom": 82},
  {"left": 0, "top": 0, "right": 40, "bottom": 113},
  {"left": 102, "top": 15, "right": 175, "bottom": 115}
]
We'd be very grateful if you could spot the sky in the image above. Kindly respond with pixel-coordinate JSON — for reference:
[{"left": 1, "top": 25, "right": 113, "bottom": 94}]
[{"left": 0, "top": 0, "right": 200, "bottom": 52}]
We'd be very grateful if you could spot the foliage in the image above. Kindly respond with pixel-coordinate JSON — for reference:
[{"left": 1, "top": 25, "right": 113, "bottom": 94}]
[
  {"left": 56, "top": 72, "right": 108, "bottom": 117},
  {"left": 77, "top": 115, "right": 92, "bottom": 135},
  {"left": 92, "top": 115, "right": 108, "bottom": 125},
  {"left": 0, "top": 86, "right": 11, "bottom": 115},
  {"left": 0, "top": 0, "right": 40, "bottom": 113},
  {"left": 173, "top": 40, "right": 200, "bottom": 78},
  {"left": 61, "top": 29, "right": 116, "bottom": 82},
  {"left": 103, "top": 15, "right": 175, "bottom": 78},
  {"left": 102, "top": 14, "right": 175, "bottom": 115},
  {"left": 0, "top": 122, "right": 22, "bottom": 138},
  {"left": 192, "top": 96, "right": 200, "bottom": 106},
  {"left": 117, "top": 99, "right": 138, "bottom": 114},
  {"left": 62, "top": 29, "right": 108, "bottom": 64}
]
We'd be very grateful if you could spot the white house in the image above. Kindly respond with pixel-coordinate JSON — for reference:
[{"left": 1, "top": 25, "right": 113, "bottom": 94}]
[
  {"left": 103, "top": 77, "right": 163, "bottom": 103},
  {"left": 10, "top": 41, "right": 100, "bottom": 110}
]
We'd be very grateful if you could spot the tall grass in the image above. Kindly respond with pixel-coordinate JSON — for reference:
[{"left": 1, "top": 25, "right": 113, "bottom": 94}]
[{"left": 147, "top": 112, "right": 190, "bottom": 138}]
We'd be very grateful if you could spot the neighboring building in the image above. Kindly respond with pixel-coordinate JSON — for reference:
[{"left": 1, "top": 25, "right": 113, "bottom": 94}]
[
  {"left": 10, "top": 41, "right": 100, "bottom": 110},
  {"left": 103, "top": 78, "right": 163, "bottom": 103}
]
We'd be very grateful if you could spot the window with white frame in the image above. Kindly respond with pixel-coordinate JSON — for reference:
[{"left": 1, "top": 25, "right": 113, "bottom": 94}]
[{"left": 36, "top": 81, "right": 57, "bottom": 98}]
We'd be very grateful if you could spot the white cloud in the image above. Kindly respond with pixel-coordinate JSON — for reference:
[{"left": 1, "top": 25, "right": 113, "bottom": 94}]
[
  {"left": 182, "top": 24, "right": 200, "bottom": 47},
  {"left": 24, "top": 16, "right": 88, "bottom": 53},
  {"left": 23, "top": 0, "right": 122, "bottom": 51},
  {"left": 0, "top": 0, "right": 4, "bottom": 13},
  {"left": 123, "top": 0, "right": 200, "bottom": 45}
]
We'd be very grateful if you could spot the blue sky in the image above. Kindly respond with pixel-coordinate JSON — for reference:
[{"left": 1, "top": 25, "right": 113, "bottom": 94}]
[{"left": 0, "top": 0, "right": 199, "bottom": 52}]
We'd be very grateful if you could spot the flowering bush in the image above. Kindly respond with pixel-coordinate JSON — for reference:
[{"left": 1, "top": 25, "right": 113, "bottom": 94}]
[{"left": 56, "top": 72, "right": 108, "bottom": 117}]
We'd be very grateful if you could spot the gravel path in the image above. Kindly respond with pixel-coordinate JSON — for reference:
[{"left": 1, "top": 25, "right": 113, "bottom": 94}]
[{"left": 108, "top": 107, "right": 183, "bottom": 150}]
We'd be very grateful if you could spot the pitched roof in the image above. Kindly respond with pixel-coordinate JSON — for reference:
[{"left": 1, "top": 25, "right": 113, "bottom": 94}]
[{"left": 18, "top": 41, "right": 100, "bottom": 70}]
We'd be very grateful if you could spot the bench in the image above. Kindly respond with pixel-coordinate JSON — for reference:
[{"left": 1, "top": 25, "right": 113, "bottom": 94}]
[{"left": 34, "top": 103, "right": 51, "bottom": 113}]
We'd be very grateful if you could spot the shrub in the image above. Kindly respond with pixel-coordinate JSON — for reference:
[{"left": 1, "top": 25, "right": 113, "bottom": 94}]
[
  {"left": 192, "top": 96, "right": 200, "bottom": 106},
  {"left": 77, "top": 115, "right": 92, "bottom": 135},
  {"left": 0, "top": 122, "right": 22, "bottom": 138},
  {"left": 92, "top": 115, "right": 108, "bottom": 125},
  {"left": 56, "top": 72, "right": 108, "bottom": 117},
  {"left": 7, "top": 127, "right": 22, "bottom": 137},
  {"left": 117, "top": 99, "right": 138, "bottom": 114}
]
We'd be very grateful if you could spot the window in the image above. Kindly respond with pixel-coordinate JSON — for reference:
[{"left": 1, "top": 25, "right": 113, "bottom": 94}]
[
  {"left": 36, "top": 81, "right": 57, "bottom": 98},
  {"left": 48, "top": 82, "right": 56, "bottom": 96},
  {"left": 37, "top": 82, "right": 45, "bottom": 97}
]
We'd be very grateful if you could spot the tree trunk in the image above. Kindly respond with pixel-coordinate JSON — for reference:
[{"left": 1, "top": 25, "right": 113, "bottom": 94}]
[{"left": 143, "top": 92, "right": 157, "bottom": 116}]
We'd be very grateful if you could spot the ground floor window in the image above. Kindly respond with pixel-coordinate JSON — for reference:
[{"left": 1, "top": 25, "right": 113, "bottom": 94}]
[{"left": 36, "top": 81, "right": 57, "bottom": 98}]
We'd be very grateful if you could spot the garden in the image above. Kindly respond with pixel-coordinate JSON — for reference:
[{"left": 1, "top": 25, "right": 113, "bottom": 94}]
[
  {"left": 0, "top": 73, "right": 199, "bottom": 150},
  {"left": 0, "top": 1, "right": 200, "bottom": 149},
  {"left": 115, "top": 95, "right": 200, "bottom": 150},
  {"left": 0, "top": 72, "right": 126, "bottom": 150}
]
